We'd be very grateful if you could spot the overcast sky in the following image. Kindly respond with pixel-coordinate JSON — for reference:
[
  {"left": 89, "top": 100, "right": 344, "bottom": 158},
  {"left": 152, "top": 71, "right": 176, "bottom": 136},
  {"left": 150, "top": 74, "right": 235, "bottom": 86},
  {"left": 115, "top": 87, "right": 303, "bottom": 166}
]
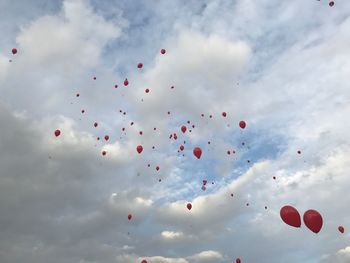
[{"left": 1, "top": 0, "right": 350, "bottom": 262}]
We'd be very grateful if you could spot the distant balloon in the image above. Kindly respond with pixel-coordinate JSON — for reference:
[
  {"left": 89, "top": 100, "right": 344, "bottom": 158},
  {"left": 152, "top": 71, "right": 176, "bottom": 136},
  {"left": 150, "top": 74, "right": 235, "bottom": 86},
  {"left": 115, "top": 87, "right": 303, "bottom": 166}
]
[
  {"left": 201, "top": 186, "right": 206, "bottom": 191},
  {"left": 280, "top": 205, "right": 301, "bottom": 228},
  {"left": 297, "top": 150, "right": 301, "bottom": 154},
  {"left": 156, "top": 166, "right": 160, "bottom": 171},
  {"left": 136, "top": 145, "right": 143, "bottom": 154},
  {"left": 102, "top": 151, "right": 107, "bottom": 156},
  {"left": 114, "top": 84, "right": 118, "bottom": 88},
  {"left": 180, "top": 145, "right": 184, "bottom": 151},
  {"left": 124, "top": 78, "right": 129, "bottom": 86},
  {"left": 222, "top": 112, "right": 227, "bottom": 117},
  {"left": 54, "top": 129, "right": 61, "bottom": 137},
  {"left": 76, "top": 93, "right": 80, "bottom": 97},
  {"left": 128, "top": 214, "right": 132, "bottom": 220},
  {"left": 137, "top": 63, "right": 143, "bottom": 69},
  {"left": 239, "top": 120, "right": 246, "bottom": 129},
  {"left": 11, "top": 48, "right": 17, "bottom": 54},
  {"left": 94, "top": 122, "right": 98, "bottom": 127},
  {"left": 181, "top": 125, "right": 187, "bottom": 133},
  {"left": 193, "top": 147, "right": 202, "bottom": 159},
  {"left": 187, "top": 203, "right": 192, "bottom": 210},
  {"left": 329, "top": 1, "right": 334, "bottom": 7},
  {"left": 141, "top": 260, "right": 147, "bottom": 263},
  {"left": 338, "top": 226, "right": 345, "bottom": 233},
  {"left": 145, "top": 88, "right": 150, "bottom": 93},
  {"left": 93, "top": 76, "right": 96, "bottom": 80},
  {"left": 236, "top": 258, "right": 241, "bottom": 263},
  {"left": 303, "top": 210, "right": 323, "bottom": 233},
  {"left": 104, "top": 135, "right": 109, "bottom": 141},
  {"left": 160, "top": 48, "right": 166, "bottom": 54}
]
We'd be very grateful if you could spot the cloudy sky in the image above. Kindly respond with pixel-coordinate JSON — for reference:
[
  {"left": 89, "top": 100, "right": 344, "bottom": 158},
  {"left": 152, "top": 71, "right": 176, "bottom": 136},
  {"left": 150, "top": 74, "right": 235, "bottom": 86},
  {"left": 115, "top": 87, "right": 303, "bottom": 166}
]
[{"left": 1, "top": 0, "right": 350, "bottom": 262}]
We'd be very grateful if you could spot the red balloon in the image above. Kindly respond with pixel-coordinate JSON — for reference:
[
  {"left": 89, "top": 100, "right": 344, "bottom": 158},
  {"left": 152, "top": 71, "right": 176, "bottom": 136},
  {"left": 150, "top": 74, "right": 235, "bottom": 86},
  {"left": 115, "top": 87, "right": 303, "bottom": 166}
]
[
  {"left": 239, "top": 120, "right": 246, "bottom": 129},
  {"left": 93, "top": 76, "right": 96, "bottom": 80},
  {"left": 136, "top": 145, "right": 143, "bottom": 154},
  {"left": 193, "top": 147, "right": 202, "bottom": 159},
  {"left": 236, "top": 259, "right": 241, "bottom": 263},
  {"left": 222, "top": 112, "right": 227, "bottom": 117},
  {"left": 128, "top": 214, "right": 132, "bottom": 220},
  {"left": 181, "top": 125, "right": 187, "bottom": 133},
  {"left": 303, "top": 209, "right": 323, "bottom": 233},
  {"left": 94, "top": 122, "right": 98, "bottom": 127},
  {"left": 141, "top": 260, "right": 147, "bottom": 263},
  {"left": 297, "top": 150, "right": 301, "bottom": 154},
  {"left": 102, "top": 151, "right": 107, "bottom": 156},
  {"left": 137, "top": 63, "right": 143, "bottom": 69},
  {"left": 76, "top": 93, "right": 80, "bottom": 97},
  {"left": 338, "top": 226, "right": 345, "bottom": 233},
  {"left": 329, "top": 1, "right": 334, "bottom": 7},
  {"left": 160, "top": 49, "right": 166, "bottom": 54},
  {"left": 187, "top": 203, "right": 192, "bottom": 210},
  {"left": 202, "top": 180, "right": 207, "bottom": 185},
  {"left": 11, "top": 48, "right": 17, "bottom": 54},
  {"left": 54, "top": 129, "right": 61, "bottom": 137},
  {"left": 156, "top": 166, "right": 160, "bottom": 171},
  {"left": 124, "top": 78, "right": 129, "bottom": 86},
  {"left": 145, "top": 88, "right": 150, "bottom": 93},
  {"left": 180, "top": 145, "right": 184, "bottom": 151},
  {"left": 280, "top": 205, "right": 301, "bottom": 228},
  {"left": 104, "top": 135, "right": 109, "bottom": 141}
]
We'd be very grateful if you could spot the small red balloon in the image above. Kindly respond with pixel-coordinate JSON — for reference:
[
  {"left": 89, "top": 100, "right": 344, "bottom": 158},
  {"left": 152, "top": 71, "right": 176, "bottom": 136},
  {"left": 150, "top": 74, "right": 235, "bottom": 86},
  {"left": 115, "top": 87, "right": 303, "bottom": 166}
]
[
  {"left": 137, "top": 63, "right": 143, "bottom": 69},
  {"left": 239, "top": 120, "right": 246, "bottom": 129},
  {"left": 329, "top": 1, "right": 334, "bottom": 7},
  {"left": 180, "top": 145, "right": 184, "bottom": 151},
  {"left": 94, "top": 122, "right": 98, "bottom": 127},
  {"left": 11, "top": 48, "right": 17, "bottom": 54},
  {"left": 124, "top": 78, "right": 129, "bottom": 86},
  {"left": 141, "top": 260, "right": 147, "bottom": 263},
  {"left": 193, "top": 147, "right": 202, "bottom": 159},
  {"left": 102, "top": 151, "right": 107, "bottom": 156},
  {"left": 303, "top": 209, "right": 323, "bottom": 234},
  {"left": 156, "top": 166, "right": 160, "bottom": 171},
  {"left": 181, "top": 125, "right": 187, "bottom": 133},
  {"left": 145, "top": 88, "right": 150, "bottom": 93},
  {"left": 187, "top": 203, "right": 192, "bottom": 210},
  {"left": 280, "top": 205, "right": 301, "bottom": 228},
  {"left": 338, "top": 226, "right": 345, "bottom": 233},
  {"left": 136, "top": 145, "right": 143, "bottom": 154},
  {"left": 160, "top": 49, "right": 166, "bottom": 54},
  {"left": 54, "top": 129, "right": 61, "bottom": 137},
  {"left": 222, "top": 112, "right": 227, "bottom": 117},
  {"left": 128, "top": 214, "right": 132, "bottom": 220},
  {"left": 104, "top": 135, "right": 109, "bottom": 141}
]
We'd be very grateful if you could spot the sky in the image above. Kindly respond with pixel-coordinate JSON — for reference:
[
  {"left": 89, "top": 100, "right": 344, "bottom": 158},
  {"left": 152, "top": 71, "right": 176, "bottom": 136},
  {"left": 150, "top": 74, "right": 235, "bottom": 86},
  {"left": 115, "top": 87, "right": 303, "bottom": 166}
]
[{"left": 0, "top": 0, "right": 350, "bottom": 262}]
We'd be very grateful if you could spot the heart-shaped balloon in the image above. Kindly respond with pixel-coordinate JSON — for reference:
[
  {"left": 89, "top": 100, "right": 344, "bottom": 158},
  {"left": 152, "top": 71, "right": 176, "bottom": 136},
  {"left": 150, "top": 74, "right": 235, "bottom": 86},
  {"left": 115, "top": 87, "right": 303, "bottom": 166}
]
[{"left": 280, "top": 205, "right": 301, "bottom": 228}]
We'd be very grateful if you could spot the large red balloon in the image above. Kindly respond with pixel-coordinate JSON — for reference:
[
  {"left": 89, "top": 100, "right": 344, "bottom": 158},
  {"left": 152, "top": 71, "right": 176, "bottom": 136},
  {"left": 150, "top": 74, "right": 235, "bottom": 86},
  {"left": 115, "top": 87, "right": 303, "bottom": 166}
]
[
  {"left": 193, "top": 147, "right": 202, "bottom": 159},
  {"left": 12, "top": 48, "right": 17, "bottom": 54},
  {"left": 136, "top": 145, "right": 143, "bottom": 154},
  {"left": 141, "top": 260, "right": 147, "bottom": 263},
  {"left": 54, "top": 129, "right": 61, "bottom": 137},
  {"left": 280, "top": 205, "right": 301, "bottom": 228},
  {"left": 303, "top": 209, "right": 323, "bottom": 233},
  {"left": 239, "top": 120, "right": 246, "bottom": 129},
  {"left": 236, "top": 259, "right": 241, "bottom": 263},
  {"left": 187, "top": 203, "right": 192, "bottom": 210},
  {"left": 338, "top": 226, "right": 345, "bottom": 233}
]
